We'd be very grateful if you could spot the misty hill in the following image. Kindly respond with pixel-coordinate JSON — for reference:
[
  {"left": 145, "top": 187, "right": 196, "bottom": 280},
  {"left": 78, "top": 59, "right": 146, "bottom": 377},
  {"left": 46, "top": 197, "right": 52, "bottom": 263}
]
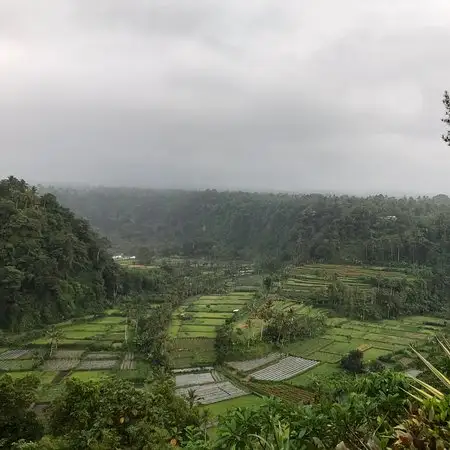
[
  {"left": 47, "top": 187, "right": 450, "bottom": 269},
  {"left": 0, "top": 177, "right": 119, "bottom": 331}
]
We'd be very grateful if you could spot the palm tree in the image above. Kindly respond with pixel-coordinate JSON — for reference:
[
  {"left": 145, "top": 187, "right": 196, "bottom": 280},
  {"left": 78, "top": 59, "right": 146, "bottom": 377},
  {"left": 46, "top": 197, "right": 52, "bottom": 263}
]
[
  {"left": 245, "top": 318, "right": 253, "bottom": 348},
  {"left": 186, "top": 388, "right": 201, "bottom": 409},
  {"left": 46, "top": 325, "right": 64, "bottom": 357},
  {"left": 257, "top": 302, "right": 274, "bottom": 341}
]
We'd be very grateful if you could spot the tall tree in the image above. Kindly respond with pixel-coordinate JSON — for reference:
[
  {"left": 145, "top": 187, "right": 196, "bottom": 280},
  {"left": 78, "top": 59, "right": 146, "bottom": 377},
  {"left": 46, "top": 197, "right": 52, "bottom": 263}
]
[
  {"left": 442, "top": 90, "right": 450, "bottom": 146},
  {"left": 0, "top": 375, "right": 43, "bottom": 448}
]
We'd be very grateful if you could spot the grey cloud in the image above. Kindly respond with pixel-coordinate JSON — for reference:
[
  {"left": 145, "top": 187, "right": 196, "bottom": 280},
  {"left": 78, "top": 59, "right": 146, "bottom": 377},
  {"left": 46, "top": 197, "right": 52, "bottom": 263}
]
[{"left": 1, "top": 0, "right": 450, "bottom": 194}]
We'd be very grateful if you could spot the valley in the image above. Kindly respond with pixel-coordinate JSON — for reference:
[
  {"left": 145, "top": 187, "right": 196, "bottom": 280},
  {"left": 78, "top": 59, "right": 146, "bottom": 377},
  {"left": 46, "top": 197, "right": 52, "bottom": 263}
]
[
  {"left": 3, "top": 177, "right": 450, "bottom": 448},
  {"left": 0, "top": 262, "right": 442, "bottom": 419}
]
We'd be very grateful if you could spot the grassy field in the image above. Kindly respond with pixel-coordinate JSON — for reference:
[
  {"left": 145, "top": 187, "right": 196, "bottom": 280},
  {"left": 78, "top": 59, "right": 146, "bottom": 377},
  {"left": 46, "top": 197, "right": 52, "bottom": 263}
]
[
  {"left": 70, "top": 371, "right": 111, "bottom": 381},
  {"left": 202, "top": 394, "right": 265, "bottom": 417},
  {"left": 288, "top": 362, "right": 341, "bottom": 387},
  {"left": 170, "top": 338, "right": 217, "bottom": 369},
  {"left": 170, "top": 292, "right": 254, "bottom": 368}
]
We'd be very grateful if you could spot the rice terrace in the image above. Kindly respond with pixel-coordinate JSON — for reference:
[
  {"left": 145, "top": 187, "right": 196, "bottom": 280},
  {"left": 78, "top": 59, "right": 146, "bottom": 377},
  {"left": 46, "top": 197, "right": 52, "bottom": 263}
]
[
  {"left": 0, "top": 261, "right": 445, "bottom": 419},
  {"left": 0, "top": 309, "right": 154, "bottom": 403},
  {"left": 170, "top": 291, "right": 255, "bottom": 368},
  {"left": 161, "top": 263, "right": 444, "bottom": 416}
]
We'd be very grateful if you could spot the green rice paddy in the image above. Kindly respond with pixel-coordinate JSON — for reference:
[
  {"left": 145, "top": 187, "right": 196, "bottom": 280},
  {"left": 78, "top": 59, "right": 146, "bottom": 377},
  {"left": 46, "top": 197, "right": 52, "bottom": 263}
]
[
  {"left": 170, "top": 292, "right": 254, "bottom": 368},
  {"left": 288, "top": 363, "right": 341, "bottom": 387},
  {"left": 284, "top": 313, "right": 437, "bottom": 369},
  {"left": 70, "top": 371, "right": 111, "bottom": 381},
  {"left": 283, "top": 264, "right": 417, "bottom": 301},
  {"left": 0, "top": 263, "right": 444, "bottom": 415},
  {"left": 202, "top": 395, "right": 265, "bottom": 417},
  {"left": 0, "top": 310, "right": 131, "bottom": 404}
]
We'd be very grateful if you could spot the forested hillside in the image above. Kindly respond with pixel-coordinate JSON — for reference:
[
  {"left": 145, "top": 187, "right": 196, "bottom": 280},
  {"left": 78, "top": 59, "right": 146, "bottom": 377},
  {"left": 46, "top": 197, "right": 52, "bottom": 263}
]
[
  {"left": 49, "top": 187, "right": 450, "bottom": 269},
  {"left": 0, "top": 177, "right": 121, "bottom": 331}
]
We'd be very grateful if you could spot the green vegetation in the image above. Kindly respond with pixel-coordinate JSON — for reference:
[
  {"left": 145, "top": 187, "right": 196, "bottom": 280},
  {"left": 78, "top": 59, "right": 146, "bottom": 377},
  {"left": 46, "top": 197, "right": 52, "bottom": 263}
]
[
  {"left": 202, "top": 394, "right": 265, "bottom": 417},
  {"left": 289, "top": 362, "right": 341, "bottom": 386},
  {"left": 170, "top": 293, "right": 253, "bottom": 368},
  {"left": 0, "top": 177, "right": 121, "bottom": 332},
  {"left": 69, "top": 371, "right": 111, "bottom": 381},
  {"left": 48, "top": 178, "right": 450, "bottom": 281},
  {"left": 284, "top": 264, "right": 432, "bottom": 320},
  {"left": 284, "top": 313, "right": 438, "bottom": 365}
]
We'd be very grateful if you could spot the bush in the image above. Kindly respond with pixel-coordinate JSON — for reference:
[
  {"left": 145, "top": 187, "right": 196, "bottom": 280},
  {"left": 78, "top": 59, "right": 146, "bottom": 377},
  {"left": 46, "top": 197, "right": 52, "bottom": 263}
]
[{"left": 340, "top": 350, "right": 364, "bottom": 373}]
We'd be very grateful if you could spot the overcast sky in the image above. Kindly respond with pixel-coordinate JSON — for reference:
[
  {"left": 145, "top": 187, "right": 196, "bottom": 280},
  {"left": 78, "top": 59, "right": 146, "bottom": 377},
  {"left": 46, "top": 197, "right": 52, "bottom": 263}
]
[{"left": 1, "top": 1, "right": 450, "bottom": 195}]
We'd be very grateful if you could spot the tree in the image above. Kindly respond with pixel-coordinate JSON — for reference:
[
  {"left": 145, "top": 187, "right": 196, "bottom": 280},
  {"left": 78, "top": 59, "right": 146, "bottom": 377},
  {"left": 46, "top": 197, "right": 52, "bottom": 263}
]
[
  {"left": 0, "top": 375, "right": 43, "bottom": 448},
  {"left": 46, "top": 326, "right": 64, "bottom": 357},
  {"left": 0, "top": 177, "right": 123, "bottom": 331},
  {"left": 341, "top": 350, "right": 364, "bottom": 373},
  {"left": 49, "top": 377, "right": 202, "bottom": 449},
  {"left": 256, "top": 301, "right": 273, "bottom": 341},
  {"left": 186, "top": 388, "right": 201, "bottom": 409},
  {"left": 46, "top": 182, "right": 450, "bottom": 280},
  {"left": 263, "top": 276, "right": 273, "bottom": 296},
  {"left": 215, "top": 321, "right": 234, "bottom": 363},
  {"left": 136, "top": 246, "right": 154, "bottom": 265},
  {"left": 442, "top": 90, "right": 450, "bottom": 146},
  {"left": 263, "top": 307, "right": 326, "bottom": 345}
]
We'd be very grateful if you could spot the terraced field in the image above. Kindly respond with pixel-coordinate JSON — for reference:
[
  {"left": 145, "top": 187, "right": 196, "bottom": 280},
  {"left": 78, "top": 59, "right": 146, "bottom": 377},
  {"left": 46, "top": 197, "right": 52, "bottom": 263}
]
[
  {"left": 283, "top": 264, "right": 416, "bottom": 301},
  {"left": 202, "top": 394, "right": 265, "bottom": 417},
  {"left": 250, "top": 356, "right": 319, "bottom": 381},
  {"left": 227, "top": 353, "right": 283, "bottom": 373},
  {"left": 247, "top": 381, "right": 315, "bottom": 404},
  {"left": 171, "top": 338, "right": 216, "bottom": 369},
  {"left": 175, "top": 371, "right": 216, "bottom": 387},
  {"left": 177, "top": 380, "right": 248, "bottom": 405},
  {"left": 0, "top": 310, "right": 155, "bottom": 403},
  {"left": 170, "top": 292, "right": 254, "bottom": 368},
  {"left": 0, "top": 349, "right": 31, "bottom": 359},
  {"left": 225, "top": 301, "right": 442, "bottom": 400},
  {"left": 31, "top": 315, "right": 127, "bottom": 347},
  {"left": 283, "top": 314, "right": 442, "bottom": 387}
]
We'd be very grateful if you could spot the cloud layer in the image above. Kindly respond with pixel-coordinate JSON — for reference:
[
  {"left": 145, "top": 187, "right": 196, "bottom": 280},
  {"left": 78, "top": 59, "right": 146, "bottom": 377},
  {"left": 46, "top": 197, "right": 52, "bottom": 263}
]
[{"left": 1, "top": 0, "right": 450, "bottom": 194}]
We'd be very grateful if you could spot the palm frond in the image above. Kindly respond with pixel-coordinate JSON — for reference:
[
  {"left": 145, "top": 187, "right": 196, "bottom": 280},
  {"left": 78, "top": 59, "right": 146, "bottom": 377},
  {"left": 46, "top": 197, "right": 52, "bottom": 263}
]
[
  {"left": 412, "top": 377, "right": 444, "bottom": 400},
  {"left": 409, "top": 384, "right": 434, "bottom": 401},
  {"left": 437, "top": 337, "right": 450, "bottom": 359},
  {"left": 410, "top": 345, "right": 450, "bottom": 390}
]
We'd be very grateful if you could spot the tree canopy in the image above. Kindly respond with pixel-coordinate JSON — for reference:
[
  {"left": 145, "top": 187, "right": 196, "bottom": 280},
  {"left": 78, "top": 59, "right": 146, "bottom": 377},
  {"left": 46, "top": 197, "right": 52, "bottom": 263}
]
[
  {"left": 0, "top": 176, "right": 120, "bottom": 331},
  {"left": 47, "top": 185, "right": 450, "bottom": 273}
]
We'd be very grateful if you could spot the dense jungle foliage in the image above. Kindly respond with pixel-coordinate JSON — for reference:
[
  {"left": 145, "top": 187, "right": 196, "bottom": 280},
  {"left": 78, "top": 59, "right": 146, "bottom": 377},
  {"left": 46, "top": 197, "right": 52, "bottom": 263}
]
[
  {"left": 0, "top": 176, "right": 182, "bottom": 332},
  {"left": 48, "top": 186, "right": 450, "bottom": 271},
  {"left": 45, "top": 185, "right": 450, "bottom": 318},
  {"left": 0, "top": 176, "right": 124, "bottom": 331}
]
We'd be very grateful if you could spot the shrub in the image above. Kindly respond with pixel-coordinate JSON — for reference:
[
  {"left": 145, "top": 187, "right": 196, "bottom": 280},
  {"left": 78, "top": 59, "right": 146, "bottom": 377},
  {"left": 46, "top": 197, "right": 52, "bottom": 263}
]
[{"left": 340, "top": 350, "right": 364, "bottom": 373}]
